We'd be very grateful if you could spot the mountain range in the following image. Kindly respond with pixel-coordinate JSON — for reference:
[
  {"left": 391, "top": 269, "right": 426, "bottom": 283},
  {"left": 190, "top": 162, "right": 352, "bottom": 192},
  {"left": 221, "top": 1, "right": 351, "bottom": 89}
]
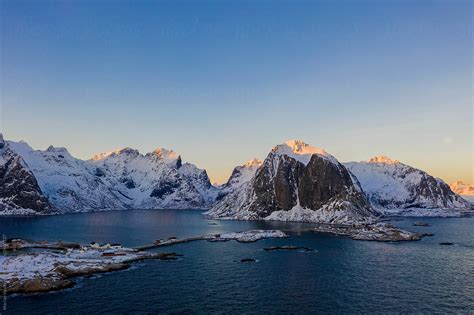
[{"left": 1, "top": 135, "right": 471, "bottom": 221}]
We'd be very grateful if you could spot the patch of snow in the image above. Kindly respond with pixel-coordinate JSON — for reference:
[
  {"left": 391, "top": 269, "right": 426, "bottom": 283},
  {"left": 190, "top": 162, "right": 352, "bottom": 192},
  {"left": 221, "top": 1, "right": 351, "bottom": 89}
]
[
  {"left": 217, "top": 230, "right": 287, "bottom": 242},
  {"left": 272, "top": 140, "right": 338, "bottom": 166},
  {"left": 264, "top": 204, "right": 374, "bottom": 225},
  {"left": 0, "top": 245, "right": 149, "bottom": 282}
]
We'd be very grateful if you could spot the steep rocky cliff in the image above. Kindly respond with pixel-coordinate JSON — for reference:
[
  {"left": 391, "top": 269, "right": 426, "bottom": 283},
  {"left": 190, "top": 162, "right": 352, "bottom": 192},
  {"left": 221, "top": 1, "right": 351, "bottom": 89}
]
[
  {"left": 208, "top": 140, "right": 376, "bottom": 224},
  {"left": 0, "top": 136, "right": 51, "bottom": 214}
]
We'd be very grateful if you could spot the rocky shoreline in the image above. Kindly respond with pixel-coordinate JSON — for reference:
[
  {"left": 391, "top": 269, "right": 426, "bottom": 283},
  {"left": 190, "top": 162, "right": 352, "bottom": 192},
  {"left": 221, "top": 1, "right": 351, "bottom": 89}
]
[
  {"left": 0, "top": 242, "right": 181, "bottom": 295},
  {"left": 312, "top": 222, "right": 432, "bottom": 242},
  {"left": 0, "top": 230, "right": 288, "bottom": 295}
]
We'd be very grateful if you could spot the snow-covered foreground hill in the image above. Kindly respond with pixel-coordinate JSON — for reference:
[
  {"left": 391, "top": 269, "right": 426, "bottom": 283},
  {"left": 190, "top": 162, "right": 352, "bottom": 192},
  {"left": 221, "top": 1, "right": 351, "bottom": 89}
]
[{"left": 0, "top": 135, "right": 217, "bottom": 214}]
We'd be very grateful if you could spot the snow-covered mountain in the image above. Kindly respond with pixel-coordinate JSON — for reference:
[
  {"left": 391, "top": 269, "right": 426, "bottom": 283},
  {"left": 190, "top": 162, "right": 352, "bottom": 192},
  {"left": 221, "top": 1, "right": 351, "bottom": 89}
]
[
  {"left": 450, "top": 181, "right": 474, "bottom": 204},
  {"left": 345, "top": 156, "right": 470, "bottom": 216},
  {"left": 91, "top": 147, "right": 218, "bottom": 209},
  {"left": 207, "top": 140, "right": 376, "bottom": 224},
  {"left": 0, "top": 135, "right": 52, "bottom": 214},
  {"left": 0, "top": 135, "right": 217, "bottom": 214},
  {"left": 215, "top": 158, "right": 262, "bottom": 201},
  {"left": 4, "top": 140, "right": 130, "bottom": 213}
]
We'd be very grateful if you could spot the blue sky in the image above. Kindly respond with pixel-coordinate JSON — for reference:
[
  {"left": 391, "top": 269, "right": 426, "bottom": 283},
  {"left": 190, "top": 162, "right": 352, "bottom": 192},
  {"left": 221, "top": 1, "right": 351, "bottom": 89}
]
[{"left": 1, "top": 0, "right": 472, "bottom": 183}]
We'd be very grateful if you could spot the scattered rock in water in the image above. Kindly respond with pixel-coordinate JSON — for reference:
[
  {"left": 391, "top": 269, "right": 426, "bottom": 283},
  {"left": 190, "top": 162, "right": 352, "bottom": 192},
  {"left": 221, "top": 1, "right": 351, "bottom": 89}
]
[
  {"left": 413, "top": 221, "right": 431, "bottom": 227},
  {"left": 207, "top": 238, "right": 230, "bottom": 243},
  {"left": 155, "top": 253, "right": 182, "bottom": 261},
  {"left": 208, "top": 222, "right": 219, "bottom": 225},
  {"left": 439, "top": 242, "right": 454, "bottom": 246},
  {"left": 263, "top": 246, "right": 315, "bottom": 252},
  {"left": 240, "top": 258, "right": 256, "bottom": 263}
]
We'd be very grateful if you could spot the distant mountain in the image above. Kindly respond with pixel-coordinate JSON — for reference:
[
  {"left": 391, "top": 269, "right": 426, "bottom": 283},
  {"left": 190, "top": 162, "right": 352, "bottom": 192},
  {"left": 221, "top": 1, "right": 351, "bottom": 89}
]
[
  {"left": 215, "top": 158, "right": 262, "bottom": 201},
  {"left": 345, "top": 156, "right": 470, "bottom": 216},
  {"left": 0, "top": 135, "right": 217, "bottom": 214},
  {"left": 450, "top": 181, "right": 474, "bottom": 204},
  {"left": 207, "top": 140, "right": 376, "bottom": 224}
]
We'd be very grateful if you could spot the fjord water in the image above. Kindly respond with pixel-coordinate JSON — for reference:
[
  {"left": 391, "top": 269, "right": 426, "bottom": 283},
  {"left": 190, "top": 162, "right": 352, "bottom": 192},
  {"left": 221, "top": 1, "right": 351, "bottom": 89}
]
[{"left": 1, "top": 210, "right": 473, "bottom": 314}]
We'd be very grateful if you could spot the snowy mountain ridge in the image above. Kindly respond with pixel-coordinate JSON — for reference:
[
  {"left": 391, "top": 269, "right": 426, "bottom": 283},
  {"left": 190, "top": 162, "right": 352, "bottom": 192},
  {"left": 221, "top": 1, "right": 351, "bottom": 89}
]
[
  {"left": 1, "top": 135, "right": 470, "bottom": 218},
  {"left": 0, "top": 136, "right": 217, "bottom": 214},
  {"left": 215, "top": 158, "right": 262, "bottom": 202},
  {"left": 344, "top": 156, "right": 469, "bottom": 216}
]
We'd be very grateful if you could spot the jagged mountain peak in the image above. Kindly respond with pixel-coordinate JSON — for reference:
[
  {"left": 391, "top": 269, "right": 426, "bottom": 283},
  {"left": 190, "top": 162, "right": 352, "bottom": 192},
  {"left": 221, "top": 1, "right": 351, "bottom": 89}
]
[
  {"left": 150, "top": 148, "right": 180, "bottom": 161},
  {"left": 46, "top": 145, "right": 70, "bottom": 154},
  {"left": 243, "top": 158, "right": 262, "bottom": 168},
  {"left": 367, "top": 155, "right": 400, "bottom": 164},
  {"left": 272, "top": 140, "right": 337, "bottom": 165},
  {"left": 208, "top": 140, "right": 374, "bottom": 223},
  {"left": 91, "top": 147, "right": 140, "bottom": 161}
]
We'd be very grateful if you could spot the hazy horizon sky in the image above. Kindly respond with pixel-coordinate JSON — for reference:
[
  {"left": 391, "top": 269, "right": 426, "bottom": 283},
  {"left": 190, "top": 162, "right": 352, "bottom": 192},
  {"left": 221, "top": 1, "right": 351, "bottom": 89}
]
[{"left": 1, "top": 0, "right": 472, "bottom": 184}]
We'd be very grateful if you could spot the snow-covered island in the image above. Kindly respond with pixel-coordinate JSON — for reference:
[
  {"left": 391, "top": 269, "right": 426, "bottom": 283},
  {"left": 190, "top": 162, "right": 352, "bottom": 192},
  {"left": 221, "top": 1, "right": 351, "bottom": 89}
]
[
  {"left": 215, "top": 230, "right": 287, "bottom": 243},
  {"left": 0, "top": 243, "right": 180, "bottom": 295},
  {"left": 0, "top": 230, "right": 288, "bottom": 295},
  {"left": 312, "top": 222, "right": 432, "bottom": 242}
]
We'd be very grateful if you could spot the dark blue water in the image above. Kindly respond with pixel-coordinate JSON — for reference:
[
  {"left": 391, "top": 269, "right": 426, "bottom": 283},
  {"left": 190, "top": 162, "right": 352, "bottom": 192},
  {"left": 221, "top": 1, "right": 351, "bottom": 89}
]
[{"left": 1, "top": 210, "right": 473, "bottom": 314}]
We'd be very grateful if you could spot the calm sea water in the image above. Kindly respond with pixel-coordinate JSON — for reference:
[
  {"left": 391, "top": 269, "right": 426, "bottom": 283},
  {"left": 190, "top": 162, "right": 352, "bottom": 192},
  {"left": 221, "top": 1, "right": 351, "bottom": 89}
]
[{"left": 1, "top": 210, "right": 473, "bottom": 314}]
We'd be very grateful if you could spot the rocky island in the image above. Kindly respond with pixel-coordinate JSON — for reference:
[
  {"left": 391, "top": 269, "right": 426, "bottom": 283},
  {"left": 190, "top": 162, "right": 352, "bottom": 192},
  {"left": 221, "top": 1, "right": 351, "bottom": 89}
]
[{"left": 0, "top": 230, "right": 288, "bottom": 295}]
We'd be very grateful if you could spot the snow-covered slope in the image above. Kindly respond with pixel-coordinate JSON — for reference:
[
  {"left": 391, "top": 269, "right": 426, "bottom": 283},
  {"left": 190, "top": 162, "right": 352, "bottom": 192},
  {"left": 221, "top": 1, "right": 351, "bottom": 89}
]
[
  {"left": 91, "top": 147, "right": 217, "bottom": 209},
  {"left": 207, "top": 140, "right": 376, "bottom": 224},
  {"left": 450, "top": 181, "right": 474, "bottom": 204},
  {"left": 345, "top": 156, "right": 470, "bottom": 216},
  {"left": 5, "top": 141, "right": 130, "bottom": 213},
  {"left": 0, "top": 135, "right": 217, "bottom": 214},
  {"left": 215, "top": 158, "right": 262, "bottom": 201}
]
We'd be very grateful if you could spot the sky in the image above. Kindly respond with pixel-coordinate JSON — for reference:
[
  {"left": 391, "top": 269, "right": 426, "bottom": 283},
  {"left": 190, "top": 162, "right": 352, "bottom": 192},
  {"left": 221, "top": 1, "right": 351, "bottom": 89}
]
[{"left": 0, "top": 0, "right": 472, "bottom": 184}]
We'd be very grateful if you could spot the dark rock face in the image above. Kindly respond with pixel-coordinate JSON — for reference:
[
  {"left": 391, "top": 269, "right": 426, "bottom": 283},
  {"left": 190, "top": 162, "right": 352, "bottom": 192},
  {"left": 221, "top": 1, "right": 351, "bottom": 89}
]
[
  {"left": 248, "top": 153, "right": 373, "bottom": 218},
  {"left": 150, "top": 180, "right": 180, "bottom": 198},
  {"left": 120, "top": 177, "right": 136, "bottom": 189},
  {"left": 94, "top": 167, "right": 106, "bottom": 177},
  {"left": 0, "top": 148, "right": 51, "bottom": 213},
  {"left": 412, "top": 176, "right": 460, "bottom": 208}
]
